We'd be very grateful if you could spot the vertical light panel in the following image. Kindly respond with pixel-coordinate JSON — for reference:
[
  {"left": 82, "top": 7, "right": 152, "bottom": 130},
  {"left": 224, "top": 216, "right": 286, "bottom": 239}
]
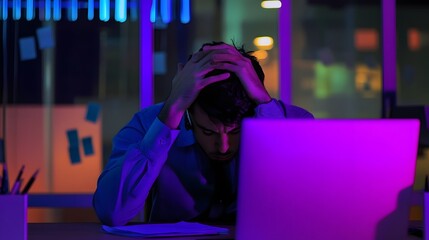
[
  {"left": 2, "top": 0, "right": 8, "bottom": 20},
  {"left": 130, "top": 0, "right": 137, "bottom": 21},
  {"left": 53, "top": 0, "right": 61, "bottom": 21},
  {"left": 67, "top": 0, "right": 78, "bottom": 21},
  {"left": 160, "top": 0, "right": 171, "bottom": 23},
  {"left": 99, "top": 0, "right": 110, "bottom": 21},
  {"left": 12, "top": 0, "right": 21, "bottom": 20},
  {"left": 71, "top": 0, "right": 77, "bottom": 21},
  {"left": 140, "top": 0, "right": 154, "bottom": 108},
  {"left": 115, "top": 0, "right": 127, "bottom": 22},
  {"left": 382, "top": 0, "right": 396, "bottom": 92},
  {"left": 26, "top": 0, "right": 34, "bottom": 20},
  {"left": 45, "top": 0, "right": 51, "bottom": 20},
  {"left": 150, "top": 0, "right": 156, "bottom": 22},
  {"left": 278, "top": 0, "right": 292, "bottom": 104},
  {"left": 180, "top": 0, "right": 190, "bottom": 24},
  {"left": 87, "top": 0, "right": 94, "bottom": 20},
  {"left": 13, "top": 0, "right": 21, "bottom": 20}
]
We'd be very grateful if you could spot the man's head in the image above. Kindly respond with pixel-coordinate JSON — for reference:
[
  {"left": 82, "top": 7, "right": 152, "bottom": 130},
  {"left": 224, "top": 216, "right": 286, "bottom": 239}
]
[{"left": 188, "top": 42, "right": 265, "bottom": 162}]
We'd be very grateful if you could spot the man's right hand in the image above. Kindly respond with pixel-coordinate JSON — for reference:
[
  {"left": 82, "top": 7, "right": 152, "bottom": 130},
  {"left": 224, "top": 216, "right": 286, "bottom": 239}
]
[{"left": 158, "top": 49, "right": 231, "bottom": 129}]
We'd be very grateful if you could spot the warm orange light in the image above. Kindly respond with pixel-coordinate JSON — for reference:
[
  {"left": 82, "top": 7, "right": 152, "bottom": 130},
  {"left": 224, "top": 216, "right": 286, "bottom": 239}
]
[
  {"left": 252, "top": 50, "right": 268, "bottom": 60},
  {"left": 354, "top": 29, "right": 378, "bottom": 51},
  {"left": 253, "top": 36, "right": 274, "bottom": 50},
  {"left": 408, "top": 28, "right": 421, "bottom": 51},
  {"left": 261, "top": 0, "right": 282, "bottom": 9}
]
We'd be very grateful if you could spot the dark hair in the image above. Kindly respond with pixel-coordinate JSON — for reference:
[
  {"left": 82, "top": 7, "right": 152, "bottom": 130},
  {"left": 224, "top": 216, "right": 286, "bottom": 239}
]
[{"left": 190, "top": 41, "right": 265, "bottom": 125}]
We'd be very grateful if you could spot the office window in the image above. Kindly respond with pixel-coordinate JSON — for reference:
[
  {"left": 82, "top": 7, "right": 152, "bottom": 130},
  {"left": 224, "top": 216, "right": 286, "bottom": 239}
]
[
  {"left": 396, "top": 1, "right": 429, "bottom": 105},
  {"left": 291, "top": 0, "right": 382, "bottom": 118},
  {"left": 0, "top": 11, "right": 140, "bottom": 222}
]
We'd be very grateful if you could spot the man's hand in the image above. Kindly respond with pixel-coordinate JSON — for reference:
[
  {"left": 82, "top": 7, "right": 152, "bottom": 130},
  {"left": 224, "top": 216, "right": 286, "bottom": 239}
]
[
  {"left": 202, "top": 43, "right": 272, "bottom": 105},
  {"left": 159, "top": 49, "right": 230, "bottom": 129}
]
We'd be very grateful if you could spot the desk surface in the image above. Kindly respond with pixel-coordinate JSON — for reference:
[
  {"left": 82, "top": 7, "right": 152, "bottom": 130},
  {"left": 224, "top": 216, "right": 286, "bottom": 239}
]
[{"left": 28, "top": 223, "right": 235, "bottom": 240}]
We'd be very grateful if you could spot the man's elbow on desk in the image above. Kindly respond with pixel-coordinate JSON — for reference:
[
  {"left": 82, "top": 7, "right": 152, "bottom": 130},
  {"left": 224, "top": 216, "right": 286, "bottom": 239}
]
[
  {"left": 93, "top": 194, "right": 134, "bottom": 226},
  {"left": 94, "top": 203, "right": 131, "bottom": 226}
]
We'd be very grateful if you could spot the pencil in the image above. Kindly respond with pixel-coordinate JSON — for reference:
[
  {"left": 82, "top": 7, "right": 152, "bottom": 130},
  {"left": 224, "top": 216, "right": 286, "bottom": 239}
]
[
  {"left": 1, "top": 162, "right": 9, "bottom": 194},
  {"left": 21, "top": 169, "right": 39, "bottom": 194}
]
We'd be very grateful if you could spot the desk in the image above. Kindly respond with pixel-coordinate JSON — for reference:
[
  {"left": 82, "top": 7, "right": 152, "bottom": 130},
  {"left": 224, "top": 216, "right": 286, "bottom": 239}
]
[{"left": 28, "top": 223, "right": 235, "bottom": 240}]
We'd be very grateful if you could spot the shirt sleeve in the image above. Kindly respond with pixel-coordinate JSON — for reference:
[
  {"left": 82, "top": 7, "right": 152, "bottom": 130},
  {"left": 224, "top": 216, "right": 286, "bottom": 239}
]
[
  {"left": 254, "top": 99, "right": 287, "bottom": 118},
  {"left": 93, "top": 116, "right": 180, "bottom": 226},
  {"left": 254, "top": 99, "right": 315, "bottom": 119}
]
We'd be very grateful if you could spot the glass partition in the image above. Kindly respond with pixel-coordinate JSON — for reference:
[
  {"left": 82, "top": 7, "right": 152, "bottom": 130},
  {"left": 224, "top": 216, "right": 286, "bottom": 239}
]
[{"left": 291, "top": 0, "right": 382, "bottom": 118}]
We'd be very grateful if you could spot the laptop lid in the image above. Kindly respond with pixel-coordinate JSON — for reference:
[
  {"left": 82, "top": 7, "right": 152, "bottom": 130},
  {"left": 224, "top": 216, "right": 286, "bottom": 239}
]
[{"left": 236, "top": 119, "right": 420, "bottom": 240}]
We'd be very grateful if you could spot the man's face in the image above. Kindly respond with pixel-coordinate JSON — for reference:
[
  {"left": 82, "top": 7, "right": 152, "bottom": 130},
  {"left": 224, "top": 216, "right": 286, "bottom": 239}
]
[{"left": 189, "top": 104, "right": 241, "bottom": 162}]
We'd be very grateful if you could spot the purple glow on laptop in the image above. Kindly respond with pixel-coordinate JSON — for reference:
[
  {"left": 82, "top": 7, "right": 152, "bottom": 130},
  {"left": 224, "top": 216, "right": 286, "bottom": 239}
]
[{"left": 237, "top": 119, "right": 419, "bottom": 240}]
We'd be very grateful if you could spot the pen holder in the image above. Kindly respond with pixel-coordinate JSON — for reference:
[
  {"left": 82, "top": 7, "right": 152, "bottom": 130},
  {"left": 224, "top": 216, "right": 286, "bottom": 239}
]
[{"left": 0, "top": 194, "right": 28, "bottom": 240}]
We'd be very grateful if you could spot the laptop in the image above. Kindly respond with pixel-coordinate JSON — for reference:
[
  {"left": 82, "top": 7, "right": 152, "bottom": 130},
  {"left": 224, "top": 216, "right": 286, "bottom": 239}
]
[{"left": 236, "top": 119, "right": 420, "bottom": 240}]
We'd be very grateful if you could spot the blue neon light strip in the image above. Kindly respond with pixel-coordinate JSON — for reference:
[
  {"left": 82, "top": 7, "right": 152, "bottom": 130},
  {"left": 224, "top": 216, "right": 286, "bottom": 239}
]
[
  {"left": 45, "top": 0, "right": 51, "bottom": 20},
  {"left": 87, "top": 0, "right": 94, "bottom": 20},
  {"left": 53, "top": 0, "right": 61, "bottom": 20},
  {"left": 160, "top": 0, "right": 171, "bottom": 23},
  {"left": 115, "top": 0, "right": 126, "bottom": 22},
  {"left": 26, "top": 0, "right": 34, "bottom": 20},
  {"left": 130, "top": 0, "right": 137, "bottom": 21},
  {"left": 13, "top": 0, "right": 21, "bottom": 20},
  {"left": 180, "top": 0, "right": 190, "bottom": 24},
  {"left": 71, "top": 0, "right": 77, "bottom": 21},
  {"left": 150, "top": 0, "right": 156, "bottom": 23},
  {"left": 2, "top": 0, "right": 8, "bottom": 20},
  {"left": 99, "top": 0, "right": 109, "bottom": 21},
  {"left": 3, "top": 0, "right": 140, "bottom": 22}
]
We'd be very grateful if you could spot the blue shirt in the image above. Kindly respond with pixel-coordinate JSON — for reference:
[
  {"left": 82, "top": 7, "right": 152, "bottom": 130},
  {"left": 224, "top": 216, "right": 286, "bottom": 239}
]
[{"left": 93, "top": 99, "right": 313, "bottom": 226}]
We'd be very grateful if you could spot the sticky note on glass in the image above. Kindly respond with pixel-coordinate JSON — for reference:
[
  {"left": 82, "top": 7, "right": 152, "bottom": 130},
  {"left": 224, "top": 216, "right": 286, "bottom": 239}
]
[
  {"left": 19, "top": 37, "right": 37, "bottom": 61},
  {"left": 36, "top": 26, "right": 55, "bottom": 49},
  {"left": 85, "top": 102, "right": 101, "bottom": 123},
  {"left": 66, "top": 129, "right": 79, "bottom": 147},
  {"left": 68, "top": 146, "right": 81, "bottom": 164},
  {"left": 82, "top": 137, "right": 94, "bottom": 156},
  {"left": 154, "top": 52, "right": 167, "bottom": 75}
]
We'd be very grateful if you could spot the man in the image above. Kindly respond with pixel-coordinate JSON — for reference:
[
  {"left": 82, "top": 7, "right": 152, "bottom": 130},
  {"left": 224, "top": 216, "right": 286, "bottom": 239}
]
[{"left": 93, "top": 42, "right": 313, "bottom": 226}]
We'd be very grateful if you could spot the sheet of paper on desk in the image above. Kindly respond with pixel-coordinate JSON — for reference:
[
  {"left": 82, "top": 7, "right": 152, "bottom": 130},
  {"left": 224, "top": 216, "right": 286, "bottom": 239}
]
[{"left": 102, "top": 221, "right": 229, "bottom": 237}]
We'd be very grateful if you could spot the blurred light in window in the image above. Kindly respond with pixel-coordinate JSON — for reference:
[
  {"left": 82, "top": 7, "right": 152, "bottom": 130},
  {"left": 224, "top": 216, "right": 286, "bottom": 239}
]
[
  {"left": 408, "top": 28, "right": 420, "bottom": 51},
  {"left": 68, "top": 0, "right": 78, "bottom": 21},
  {"left": 150, "top": 0, "right": 157, "bottom": 22},
  {"left": 99, "top": 0, "right": 110, "bottom": 21},
  {"left": 261, "top": 0, "right": 282, "bottom": 9},
  {"left": 53, "top": 0, "right": 61, "bottom": 21},
  {"left": 45, "top": 0, "right": 51, "bottom": 20},
  {"left": 88, "top": 0, "right": 94, "bottom": 20},
  {"left": 130, "top": 0, "right": 137, "bottom": 21},
  {"left": 115, "top": 0, "right": 127, "bottom": 22},
  {"left": 160, "top": 0, "right": 171, "bottom": 23},
  {"left": 2, "top": 0, "right": 9, "bottom": 20},
  {"left": 13, "top": 0, "right": 21, "bottom": 20},
  {"left": 354, "top": 28, "right": 378, "bottom": 51},
  {"left": 26, "top": 0, "right": 34, "bottom": 20},
  {"left": 252, "top": 50, "right": 268, "bottom": 60},
  {"left": 180, "top": 0, "right": 190, "bottom": 24},
  {"left": 253, "top": 36, "right": 274, "bottom": 50}
]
